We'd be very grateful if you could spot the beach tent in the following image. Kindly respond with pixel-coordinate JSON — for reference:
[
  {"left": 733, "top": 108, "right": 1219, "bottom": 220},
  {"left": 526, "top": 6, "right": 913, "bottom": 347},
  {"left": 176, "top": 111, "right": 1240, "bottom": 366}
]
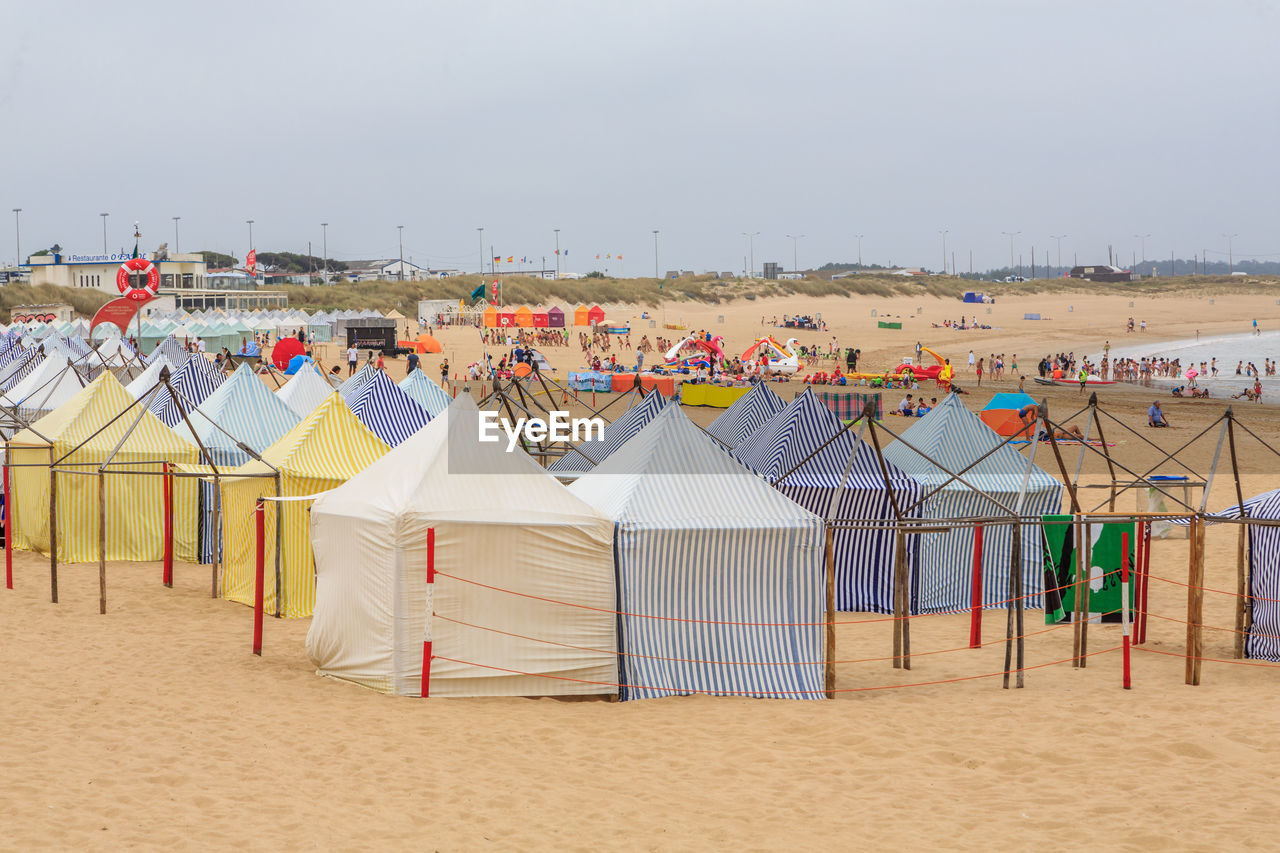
[
  {"left": 514, "top": 306, "right": 534, "bottom": 327},
  {"left": 587, "top": 305, "right": 606, "bottom": 325},
  {"left": 124, "top": 356, "right": 173, "bottom": 399},
  {"left": 881, "top": 393, "right": 1063, "bottom": 613},
  {"left": 546, "top": 306, "right": 565, "bottom": 328},
  {"left": 483, "top": 306, "right": 498, "bottom": 328},
  {"left": 532, "top": 311, "right": 549, "bottom": 328},
  {"left": 497, "top": 312, "right": 515, "bottom": 328},
  {"left": 147, "top": 355, "right": 226, "bottom": 427},
  {"left": 573, "top": 305, "right": 589, "bottom": 326},
  {"left": 0, "top": 349, "right": 46, "bottom": 393},
  {"left": 220, "top": 393, "right": 389, "bottom": 618},
  {"left": 979, "top": 392, "right": 1038, "bottom": 438},
  {"left": 9, "top": 372, "right": 199, "bottom": 563},
  {"left": 147, "top": 335, "right": 190, "bottom": 368},
  {"left": 348, "top": 369, "right": 431, "bottom": 447},
  {"left": 734, "top": 388, "right": 923, "bottom": 613},
  {"left": 547, "top": 390, "right": 667, "bottom": 473},
  {"left": 339, "top": 363, "right": 379, "bottom": 404},
  {"left": 705, "top": 382, "right": 787, "bottom": 449},
  {"left": 398, "top": 370, "right": 452, "bottom": 417},
  {"left": 569, "top": 405, "right": 826, "bottom": 700},
  {"left": 0, "top": 357, "right": 90, "bottom": 421},
  {"left": 276, "top": 365, "right": 335, "bottom": 418},
  {"left": 307, "top": 394, "right": 617, "bottom": 697}
]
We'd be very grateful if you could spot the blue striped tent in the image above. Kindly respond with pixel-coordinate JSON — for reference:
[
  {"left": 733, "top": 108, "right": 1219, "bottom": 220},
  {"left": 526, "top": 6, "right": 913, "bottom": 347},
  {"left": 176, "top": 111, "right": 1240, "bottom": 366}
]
[
  {"left": 148, "top": 355, "right": 226, "bottom": 427},
  {"left": 548, "top": 391, "right": 667, "bottom": 473},
  {"left": 177, "top": 363, "right": 302, "bottom": 563},
  {"left": 706, "top": 382, "right": 786, "bottom": 449},
  {"left": 348, "top": 369, "right": 431, "bottom": 447},
  {"left": 0, "top": 349, "right": 45, "bottom": 393},
  {"left": 733, "top": 388, "right": 922, "bottom": 613},
  {"left": 569, "top": 404, "right": 826, "bottom": 701},
  {"left": 881, "top": 393, "right": 1063, "bottom": 614},
  {"left": 1193, "top": 492, "right": 1280, "bottom": 661},
  {"left": 339, "top": 363, "right": 377, "bottom": 403},
  {"left": 398, "top": 369, "right": 452, "bottom": 417},
  {"left": 147, "top": 335, "right": 190, "bottom": 368}
]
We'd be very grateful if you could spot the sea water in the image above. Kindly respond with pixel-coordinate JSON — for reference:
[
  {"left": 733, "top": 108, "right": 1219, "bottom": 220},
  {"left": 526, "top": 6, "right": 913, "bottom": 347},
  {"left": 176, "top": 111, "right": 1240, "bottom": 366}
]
[{"left": 1093, "top": 329, "right": 1280, "bottom": 390}]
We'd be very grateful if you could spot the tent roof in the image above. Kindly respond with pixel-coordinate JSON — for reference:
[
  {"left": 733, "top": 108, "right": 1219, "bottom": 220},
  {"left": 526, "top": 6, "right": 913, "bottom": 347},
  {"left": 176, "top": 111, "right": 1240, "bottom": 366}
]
[
  {"left": 177, "top": 363, "right": 300, "bottom": 460},
  {"left": 569, "top": 404, "right": 820, "bottom": 528},
  {"left": 348, "top": 370, "right": 430, "bottom": 447},
  {"left": 339, "top": 363, "right": 377, "bottom": 403},
  {"left": 881, "top": 393, "right": 1060, "bottom": 493},
  {"left": 548, "top": 391, "right": 667, "bottom": 472},
  {"left": 733, "top": 387, "right": 918, "bottom": 491},
  {"left": 982, "top": 392, "right": 1037, "bottom": 412},
  {"left": 147, "top": 355, "right": 226, "bottom": 427},
  {"left": 398, "top": 370, "right": 452, "bottom": 417},
  {"left": 276, "top": 366, "right": 336, "bottom": 418},
  {"left": 124, "top": 356, "right": 172, "bottom": 399},
  {"left": 0, "top": 357, "right": 88, "bottom": 413},
  {"left": 233, "top": 392, "right": 389, "bottom": 480},
  {"left": 312, "top": 394, "right": 610, "bottom": 527},
  {"left": 705, "top": 382, "right": 787, "bottom": 449}
]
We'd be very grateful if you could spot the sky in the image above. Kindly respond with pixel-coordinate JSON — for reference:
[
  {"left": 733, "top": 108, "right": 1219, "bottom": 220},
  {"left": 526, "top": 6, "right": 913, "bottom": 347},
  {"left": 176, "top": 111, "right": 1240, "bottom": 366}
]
[{"left": 5, "top": 0, "right": 1279, "bottom": 276}]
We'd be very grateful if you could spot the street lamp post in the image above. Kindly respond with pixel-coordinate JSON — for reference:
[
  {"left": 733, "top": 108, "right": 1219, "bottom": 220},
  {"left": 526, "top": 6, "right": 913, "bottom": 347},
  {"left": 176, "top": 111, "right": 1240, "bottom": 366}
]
[
  {"left": 321, "top": 222, "right": 329, "bottom": 284},
  {"left": 1134, "top": 233, "right": 1150, "bottom": 274},
  {"left": 1224, "top": 233, "right": 1239, "bottom": 273},
  {"left": 855, "top": 234, "right": 864, "bottom": 269},
  {"left": 652, "top": 230, "right": 659, "bottom": 279},
  {"left": 247, "top": 219, "right": 254, "bottom": 250},
  {"left": 554, "top": 228, "right": 560, "bottom": 278},
  {"left": 786, "top": 234, "right": 804, "bottom": 275},
  {"left": 477, "top": 227, "right": 485, "bottom": 276},
  {"left": 938, "top": 230, "right": 949, "bottom": 275},
  {"left": 100, "top": 213, "right": 109, "bottom": 253},
  {"left": 397, "top": 225, "right": 405, "bottom": 281},
  {"left": 172, "top": 216, "right": 181, "bottom": 253},
  {"left": 12, "top": 208, "right": 20, "bottom": 267},
  {"left": 1001, "top": 231, "right": 1020, "bottom": 276},
  {"left": 742, "top": 232, "right": 759, "bottom": 278},
  {"left": 1050, "top": 234, "right": 1066, "bottom": 276}
]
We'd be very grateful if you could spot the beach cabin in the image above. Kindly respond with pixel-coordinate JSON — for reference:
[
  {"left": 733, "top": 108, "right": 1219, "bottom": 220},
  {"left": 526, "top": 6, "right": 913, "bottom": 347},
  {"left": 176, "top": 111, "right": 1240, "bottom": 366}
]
[
  {"left": 881, "top": 393, "right": 1063, "bottom": 613},
  {"left": 497, "top": 311, "right": 516, "bottom": 328},
  {"left": 588, "top": 305, "right": 606, "bottom": 325},
  {"left": 547, "top": 306, "right": 566, "bottom": 328},
  {"left": 570, "top": 405, "right": 826, "bottom": 700},
  {"left": 483, "top": 306, "right": 498, "bottom": 328},
  {"left": 514, "top": 306, "right": 534, "bottom": 327},
  {"left": 307, "top": 395, "right": 617, "bottom": 697},
  {"left": 573, "top": 305, "right": 590, "bottom": 326},
  {"left": 734, "top": 388, "right": 923, "bottom": 613},
  {"left": 532, "top": 310, "right": 550, "bottom": 328}
]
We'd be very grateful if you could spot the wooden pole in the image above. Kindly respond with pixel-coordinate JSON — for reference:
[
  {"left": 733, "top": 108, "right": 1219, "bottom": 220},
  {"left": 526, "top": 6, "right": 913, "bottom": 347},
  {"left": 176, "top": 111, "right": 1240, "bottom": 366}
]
[
  {"left": 1226, "top": 414, "right": 1249, "bottom": 658},
  {"left": 1185, "top": 517, "right": 1204, "bottom": 685},
  {"left": 212, "top": 474, "right": 222, "bottom": 599},
  {"left": 1087, "top": 395, "right": 1120, "bottom": 511},
  {"left": 3, "top": 439, "right": 11, "bottom": 590},
  {"left": 824, "top": 525, "right": 836, "bottom": 698},
  {"left": 1140, "top": 521, "right": 1152, "bottom": 645},
  {"left": 891, "top": 527, "right": 903, "bottom": 670},
  {"left": 969, "top": 523, "right": 984, "bottom": 648},
  {"left": 48, "top": 448, "right": 57, "bottom": 604},
  {"left": 897, "top": 529, "right": 910, "bottom": 670},
  {"left": 1013, "top": 522, "right": 1025, "bottom": 687},
  {"left": 97, "top": 470, "right": 107, "bottom": 615}
]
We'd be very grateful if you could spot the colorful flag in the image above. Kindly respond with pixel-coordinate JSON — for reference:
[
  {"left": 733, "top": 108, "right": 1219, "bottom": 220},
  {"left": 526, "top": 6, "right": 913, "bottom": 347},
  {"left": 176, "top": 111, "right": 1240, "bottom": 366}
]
[
  {"left": 595, "top": 254, "right": 600, "bottom": 259},
  {"left": 555, "top": 249, "right": 560, "bottom": 255},
  {"left": 247, "top": 249, "right": 257, "bottom": 275},
  {"left": 468, "top": 283, "right": 485, "bottom": 302},
  {"left": 493, "top": 256, "right": 500, "bottom": 263},
  {"left": 617, "top": 254, "right": 623, "bottom": 260},
  {"left": 564, "top": 249, "right": 568, "bottom": 256},
  {"left": 507, "top": 256, "right": 514, "bottom": 263},
  {"left": 521, "top": 256, "right": 526, "bottom": 263}
]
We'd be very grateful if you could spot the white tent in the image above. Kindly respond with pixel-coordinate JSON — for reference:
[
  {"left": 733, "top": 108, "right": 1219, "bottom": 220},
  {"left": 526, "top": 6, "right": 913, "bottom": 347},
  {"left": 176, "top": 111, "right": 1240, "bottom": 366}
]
[
  {"left": 307, "top": 395, "right": 617, "bottom": 697},
  {"left": 276, "top": 366, "right": 336, "bottom": 418},
  {"left": 123, "top": 356, "right": 173, "bottom": 399}
]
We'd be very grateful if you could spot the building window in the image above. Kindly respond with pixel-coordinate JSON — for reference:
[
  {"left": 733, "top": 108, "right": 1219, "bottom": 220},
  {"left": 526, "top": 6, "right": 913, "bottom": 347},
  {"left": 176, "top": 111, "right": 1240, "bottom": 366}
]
[
  {"left": 162, "top": 274, "right": 174, "bottom": 288},
  {"left": 183, "top": 274, "right": 194, "bottom": 288}
]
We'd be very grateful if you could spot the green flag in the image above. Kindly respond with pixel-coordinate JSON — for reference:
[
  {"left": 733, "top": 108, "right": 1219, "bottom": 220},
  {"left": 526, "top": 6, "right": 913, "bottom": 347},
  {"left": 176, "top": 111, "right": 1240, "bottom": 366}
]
[
  {"left": 469, "top": 283, "right": 485, "bottom": 302},
  {"left": 1042, "top": 515, "right": 1135, "bottom": 624},
  {"left": 132, "top": 239, "right": 139, "bottom": 259}
]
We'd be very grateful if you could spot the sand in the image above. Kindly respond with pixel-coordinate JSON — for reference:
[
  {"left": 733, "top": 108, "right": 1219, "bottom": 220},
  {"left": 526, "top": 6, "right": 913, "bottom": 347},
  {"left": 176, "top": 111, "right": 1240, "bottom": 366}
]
[{"left": 5, "top": 287, "right": 1280, "bottom": 849}]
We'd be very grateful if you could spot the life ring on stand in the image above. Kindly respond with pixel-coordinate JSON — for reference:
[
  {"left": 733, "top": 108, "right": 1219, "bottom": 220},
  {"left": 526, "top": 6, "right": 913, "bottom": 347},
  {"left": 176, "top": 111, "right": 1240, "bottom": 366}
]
[{"left": 116, "top": 258, "right": 160, "bottom": 301}]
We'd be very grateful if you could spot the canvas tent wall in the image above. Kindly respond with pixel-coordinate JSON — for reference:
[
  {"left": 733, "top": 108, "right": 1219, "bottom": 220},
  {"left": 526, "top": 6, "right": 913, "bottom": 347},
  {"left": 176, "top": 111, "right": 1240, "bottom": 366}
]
[
  {"left": 276, "top": 366, "right": 335, "bottom": 418},
  {"left": 220, "top": 393, "right": 389, "bottom": 618},
  {"left": 9, "top": 372, "right": 200, "bottom": 563},
  {"left": 547, "top": 390, "right": 666, "bottom": 473},
  {"left": 147, "top": 355, "right": 226, "bottom": 427},
  {"left": 398, "top": 370, "right": 452, "bottom": 417},
  {"left": 706, "top": 382, "right": 787, "bottom": 449},
  {"left": 733, "top": 388, "right": 923, "bottom": 613},
  {"left": 881, "top": 393, "right": 1063, "bottom": 613},
  {"left": 308, "top": 395, "right": 617, "bottom": 697},
  {"left": 1192, "top": 491, "right": 1280, "bottom": 661},
  {"left": 570, "top": 405, "right": 826, "bottom": 700}
]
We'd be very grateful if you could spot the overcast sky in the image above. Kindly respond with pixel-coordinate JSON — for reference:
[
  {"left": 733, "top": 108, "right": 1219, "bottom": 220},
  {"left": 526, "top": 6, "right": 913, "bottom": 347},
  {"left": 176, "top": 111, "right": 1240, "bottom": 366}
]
[{"left": 6, "top": 0, "right": 1278, "bottom": 275}]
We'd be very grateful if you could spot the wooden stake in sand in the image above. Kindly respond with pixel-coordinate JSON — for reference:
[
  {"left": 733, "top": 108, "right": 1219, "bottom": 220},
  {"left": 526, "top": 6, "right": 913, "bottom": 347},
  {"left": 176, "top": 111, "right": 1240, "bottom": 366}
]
[
  {"left": 48, "top": 448, "right": 57, "bottom": 604},
  {"left": 1184, "top": 517, "right": 1205, "bottom": 685},
  {"left": 97, "top": 470, "right": 106, "bottom": 615},
  {"left": 3, "top": 439, "right": 12, "bottom": 590},
  {"left": 823, "top": 525, "right": 836, "bottom": 698}
]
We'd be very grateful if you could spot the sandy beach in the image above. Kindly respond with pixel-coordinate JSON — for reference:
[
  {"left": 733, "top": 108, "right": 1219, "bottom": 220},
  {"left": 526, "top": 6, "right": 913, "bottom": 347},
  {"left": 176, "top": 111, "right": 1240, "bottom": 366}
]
[{"left": 5, "top": 287, "right": 1280, "bottom": 849}]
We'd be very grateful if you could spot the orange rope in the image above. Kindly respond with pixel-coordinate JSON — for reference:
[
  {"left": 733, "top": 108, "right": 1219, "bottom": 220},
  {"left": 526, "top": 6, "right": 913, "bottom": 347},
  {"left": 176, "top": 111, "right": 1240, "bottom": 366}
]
[
  {"left": 1133, "top": 645, "right": 1280, "bottom": 669},
  {"left": 1145, "top": 572, "right": 1280, "bottom": 604}
]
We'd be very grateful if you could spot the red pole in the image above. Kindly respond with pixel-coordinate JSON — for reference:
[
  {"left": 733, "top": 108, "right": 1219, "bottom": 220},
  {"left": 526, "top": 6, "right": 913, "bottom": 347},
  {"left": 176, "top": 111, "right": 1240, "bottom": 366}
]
[
  {"left": 1146, "top": 522, "right": 1157, "bottom": 640},
  {"left": 1133, "top": 520, "right": 1145, "bottom": 645},
  {"left": 162, "top": 462, "right": 174, "bottom": 587},
  {"left": 421, "top": 526, "right": 435, "bottom": 697},
  {"left": 3, "top": 453, "right": 11, "bottom": 591},
  {"left": 969, "top": 524, "right": 984, "bottom": 648},
  {"left": 1122, "top": 530, "right": 1132, "bottom": 689},
  {"left": 252, "top": 498, "right": 265, "bottom": 656}
]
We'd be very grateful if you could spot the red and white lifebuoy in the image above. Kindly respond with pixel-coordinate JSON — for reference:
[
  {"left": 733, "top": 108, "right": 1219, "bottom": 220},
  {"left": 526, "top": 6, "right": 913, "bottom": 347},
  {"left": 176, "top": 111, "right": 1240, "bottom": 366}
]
[{"left": 116, "top": 257, "right": 160, "bottom": 301}]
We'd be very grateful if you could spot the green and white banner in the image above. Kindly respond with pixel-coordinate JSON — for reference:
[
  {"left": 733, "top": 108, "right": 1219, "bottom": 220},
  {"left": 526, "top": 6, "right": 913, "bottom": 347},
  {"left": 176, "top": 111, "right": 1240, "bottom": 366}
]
[{"left": 1042, "top": 516, "right": 1135, "bottom": 624}]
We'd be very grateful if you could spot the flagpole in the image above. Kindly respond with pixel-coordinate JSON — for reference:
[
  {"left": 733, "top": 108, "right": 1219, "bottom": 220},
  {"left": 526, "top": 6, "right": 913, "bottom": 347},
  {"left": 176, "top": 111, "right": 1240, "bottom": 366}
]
[{"left": 134, "top": 222, "right": 143, "bottom": 350}]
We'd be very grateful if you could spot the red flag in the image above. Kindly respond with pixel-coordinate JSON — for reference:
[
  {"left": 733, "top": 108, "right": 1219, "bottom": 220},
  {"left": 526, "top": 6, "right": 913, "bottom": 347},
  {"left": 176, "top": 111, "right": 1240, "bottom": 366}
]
[{"left": 246, "top": 249, "right": 257, "bottom": 275}]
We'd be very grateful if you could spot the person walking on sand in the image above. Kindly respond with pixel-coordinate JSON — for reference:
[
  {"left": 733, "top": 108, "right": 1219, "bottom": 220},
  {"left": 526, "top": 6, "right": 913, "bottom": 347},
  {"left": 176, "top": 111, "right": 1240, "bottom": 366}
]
[
  {"left": 347, "top": 344, "right": 358, "bottom": 376},
  {"left": 968, "top": 350, "right": 975, "bottom": 372},
  {"left": 1079, "top": 365, "right": 1089, "bottom": 393},
  {"left": 976, "top": 357, "right": 984, "bottom": 387},
  {"left": 440, "top": 358, "right": 450, "bottom": 387}
]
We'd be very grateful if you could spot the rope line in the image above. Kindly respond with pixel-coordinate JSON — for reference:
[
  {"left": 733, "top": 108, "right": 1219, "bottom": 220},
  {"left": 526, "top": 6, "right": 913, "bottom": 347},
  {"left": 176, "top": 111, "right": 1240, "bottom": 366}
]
[
  {"left": 429, "top": 646, "right": 1122, "bottom": 696},
  {"left": 1133, "top": 645, "right": 1280, "bottom": 669},
  {"left": 1135, "top": 609, "right": 1279, "bottom": 641},
  {"left": 1145, "top": 572, "right": 1280, "bottom": 604},
  {"left": 431, "top": 569, "right": 1115, "bottom": 628}
]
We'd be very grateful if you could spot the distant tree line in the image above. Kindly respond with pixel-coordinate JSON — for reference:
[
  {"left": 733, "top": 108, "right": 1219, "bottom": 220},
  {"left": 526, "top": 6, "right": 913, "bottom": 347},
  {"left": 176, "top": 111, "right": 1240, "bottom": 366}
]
[{"left": 198, "top": 250, "right": 348, "bottom": 272}]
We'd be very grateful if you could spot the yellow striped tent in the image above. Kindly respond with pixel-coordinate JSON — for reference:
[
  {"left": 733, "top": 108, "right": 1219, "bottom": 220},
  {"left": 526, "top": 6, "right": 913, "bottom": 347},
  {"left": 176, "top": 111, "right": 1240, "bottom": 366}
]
[
  {"left": 9, "top": 372, "right": 200, "bottom": 563},
  {"left": 219, "top": 392, "right": 389, "bottom": 618}
]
